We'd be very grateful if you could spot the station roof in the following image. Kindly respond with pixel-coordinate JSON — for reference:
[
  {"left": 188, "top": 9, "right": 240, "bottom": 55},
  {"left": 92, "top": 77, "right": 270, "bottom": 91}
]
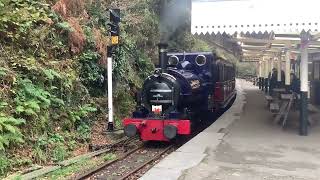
[{"left": 191, "top": 0, "right": 320, "bottom": 62}]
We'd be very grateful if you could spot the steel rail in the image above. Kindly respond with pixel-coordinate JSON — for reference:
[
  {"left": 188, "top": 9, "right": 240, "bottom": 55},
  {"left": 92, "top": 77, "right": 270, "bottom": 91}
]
[
  {"left": 75, "top": 144, "right": 144, "bottom": 180},
  {"left": 118, "top": 145, "right": 174, "bottom": 180}
]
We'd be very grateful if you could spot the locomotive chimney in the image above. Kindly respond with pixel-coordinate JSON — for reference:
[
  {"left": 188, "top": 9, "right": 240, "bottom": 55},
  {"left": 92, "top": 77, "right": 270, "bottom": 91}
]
[{"left": 158, "top": 43, "right": 168, "bottom": 71}]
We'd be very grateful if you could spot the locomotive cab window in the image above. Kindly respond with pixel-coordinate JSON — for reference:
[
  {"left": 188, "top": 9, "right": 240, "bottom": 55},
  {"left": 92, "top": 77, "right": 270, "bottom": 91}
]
[
  {"left": 195, "top": 55, "right": 207, "bottom": 66},
  {"left": 168, "top": 55, "right": 179, "bottom": 66}
]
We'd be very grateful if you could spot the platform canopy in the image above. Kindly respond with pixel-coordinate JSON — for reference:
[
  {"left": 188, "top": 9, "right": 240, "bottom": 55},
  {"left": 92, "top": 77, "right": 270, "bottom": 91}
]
[
  {"left": 192, "top": 0, "right": 320, "bottom": 62},
  {"left": 192, "top": 0, "right": 320, "bottom": 136},
  {"left": 192, "top": 0, "right": 320, "bottom": 35}
]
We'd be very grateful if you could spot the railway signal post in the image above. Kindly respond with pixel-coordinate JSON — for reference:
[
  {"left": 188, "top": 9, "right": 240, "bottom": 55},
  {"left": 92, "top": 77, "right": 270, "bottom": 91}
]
[{"left": 107, "top": 9, "right": 120, "bottom": 132}]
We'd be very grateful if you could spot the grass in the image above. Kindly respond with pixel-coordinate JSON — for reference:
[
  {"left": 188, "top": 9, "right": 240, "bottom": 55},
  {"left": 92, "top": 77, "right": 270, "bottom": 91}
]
[
  {"left": 39, "top": 153, "right": 117, "bottom": 179},
  {"left": 102, "top": 153, "right": 117, "bottom": 161}
]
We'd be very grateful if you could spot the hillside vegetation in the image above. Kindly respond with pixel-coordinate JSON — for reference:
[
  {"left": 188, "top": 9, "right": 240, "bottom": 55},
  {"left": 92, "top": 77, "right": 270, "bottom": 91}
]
[{"left": 0, "top": 0, "right": 216, "bottom": 176}]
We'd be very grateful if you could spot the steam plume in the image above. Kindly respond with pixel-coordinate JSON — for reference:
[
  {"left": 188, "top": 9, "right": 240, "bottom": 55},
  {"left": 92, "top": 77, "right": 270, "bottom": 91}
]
[{"left": 160, "top": 0, "right": 191, "bottom": 43}]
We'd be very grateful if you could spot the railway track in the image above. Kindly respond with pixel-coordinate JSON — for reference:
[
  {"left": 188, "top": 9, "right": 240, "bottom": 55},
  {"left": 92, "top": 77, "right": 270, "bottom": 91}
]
[
  {"left": 74, "top": 112, "right": 226, "bottom": 180},
  {"left": 76, "top": 142, "right": 174, "bottom": 180},
  {"left": 73, "top": 106, "right": 230, "bottom": 180}
]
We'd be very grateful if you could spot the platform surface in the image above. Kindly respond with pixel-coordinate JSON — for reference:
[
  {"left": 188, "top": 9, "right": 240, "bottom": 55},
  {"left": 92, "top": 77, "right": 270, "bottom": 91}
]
[{"left": 140, "top": 79, "right": 320, "bottom": 180}]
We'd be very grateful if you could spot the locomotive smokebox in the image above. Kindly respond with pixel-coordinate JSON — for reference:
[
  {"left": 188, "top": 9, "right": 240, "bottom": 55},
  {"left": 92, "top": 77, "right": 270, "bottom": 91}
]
[{"left": 158, "top": 43, "right": 168, "bottom": 71}]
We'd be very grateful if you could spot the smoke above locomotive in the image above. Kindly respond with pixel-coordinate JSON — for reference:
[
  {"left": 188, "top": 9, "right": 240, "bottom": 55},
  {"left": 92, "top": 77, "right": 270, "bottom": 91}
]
[{"left": 159, "top": 0, "right": 191, "bottom": 42}]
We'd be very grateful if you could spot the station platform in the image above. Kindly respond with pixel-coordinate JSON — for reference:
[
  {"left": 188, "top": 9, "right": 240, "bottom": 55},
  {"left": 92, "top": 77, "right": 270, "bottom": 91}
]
[{"left": 140, "top": 79, "right": 320, "bottom": 180}]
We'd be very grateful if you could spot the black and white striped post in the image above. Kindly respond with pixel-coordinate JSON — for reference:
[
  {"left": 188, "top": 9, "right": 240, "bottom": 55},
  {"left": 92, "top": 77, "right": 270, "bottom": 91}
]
[
  {"left": 299, "top": 32, "right": 310, "bottom": 136},
  {"left": 107, "top": 9, "right": 120, "bottom": 132}
]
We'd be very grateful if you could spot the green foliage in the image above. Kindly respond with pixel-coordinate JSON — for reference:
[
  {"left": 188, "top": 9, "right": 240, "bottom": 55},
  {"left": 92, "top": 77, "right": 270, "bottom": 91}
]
[
  {"left": 13, "top": 78, "right": 62, "bottom": 133},
  {"left": 0, "top": 0, "right": 50, "bottom": 42},
  {"left": 0, "top": 153, "right": 10, "bottom": 175},
  {"left": 237, "top": 63, "right": 257, "bottom": 77},
  {"left": 87, "top": 0, "right": 109, "bottom": 28},
  {"left": 67, "top": 104, "right": 97, "bottom": 127},
  {"left": 56, "top": 22, "right": 74, "bottom": 32},
  {"left": 52, "top": 143, "right": 68, "bottom": 162},
  {"left": 76, "top": 123, "right": 91, "bottom": 142},
  {"left": 43, "top": 157, "right": 102, "bottom": 179},
  {"left": 31, "top": 133, "right": 70, "bottom": 164},
  {"left": 0, "top": 0, "right": 217, "bottom": 176},
  {"left": 0, "top": 113, "right": 25, "bottom": 150},
  {"left": 0, "top": 67, "right": 8, "bottom": 77},
  {"left": 42, "top": 69, "right": 62, "bottom": 81},
  {"left": 103, "top": 153, "right": 116, "bottom": 161},
  {"left": 79, "top": 51, "right": 104, "bottom": 96}
]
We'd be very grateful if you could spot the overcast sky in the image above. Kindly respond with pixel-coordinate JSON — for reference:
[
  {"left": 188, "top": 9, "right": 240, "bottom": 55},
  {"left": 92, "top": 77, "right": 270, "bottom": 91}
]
[{"left": 191, "top": 0, "right": 320, "bottom": 34}]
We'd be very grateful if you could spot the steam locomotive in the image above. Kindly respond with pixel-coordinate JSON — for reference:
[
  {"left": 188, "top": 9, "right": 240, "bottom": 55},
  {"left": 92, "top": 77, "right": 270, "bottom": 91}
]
[{"left": 123, "top": 44, "right": 236, "bottom": 141}]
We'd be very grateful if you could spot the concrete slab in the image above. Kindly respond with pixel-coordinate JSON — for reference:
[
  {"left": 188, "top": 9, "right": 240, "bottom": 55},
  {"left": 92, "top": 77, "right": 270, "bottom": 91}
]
[
  {"left": 155, "top": 152, "right": 206, "bottom": 169},
  {"left": 140, "top": 167, "right": 182, "bottom": 180},
  {"left": 180, "top": 79, "right": 320, "bottom": 180},
  {"left": 141, "top": 152, "right": 206, "bottom": 180},
  {"left": 177, "top": 133, "right": 224, "bottom": 153},
  {"left": 140, "top": 79, "right": 246, "bottom": 180}
]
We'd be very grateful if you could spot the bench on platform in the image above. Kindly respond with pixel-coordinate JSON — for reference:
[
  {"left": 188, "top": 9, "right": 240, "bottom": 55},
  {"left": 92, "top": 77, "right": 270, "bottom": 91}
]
[
  {"left": 273, "top": 101, "right": 290, "bottom": 125},
  {"left": 265, "top": 95, "right": 274, "bottom": 107},
  {"left": 269, "top": 102, "right": 280, "bottom": 113}
]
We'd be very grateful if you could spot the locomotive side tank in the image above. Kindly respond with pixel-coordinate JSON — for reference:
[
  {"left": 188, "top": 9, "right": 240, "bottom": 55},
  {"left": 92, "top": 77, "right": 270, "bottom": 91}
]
[{"left": 123, "top": 44, "right": 236, "bottom": 141}]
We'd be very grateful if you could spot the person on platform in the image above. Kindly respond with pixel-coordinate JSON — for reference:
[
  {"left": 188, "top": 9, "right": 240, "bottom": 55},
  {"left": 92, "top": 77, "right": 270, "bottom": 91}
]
[
  {"left": 281, "top": 70, "right": 286, "bottom": 87},
  {"left": 269, "top": 68, "right": 278, "bottom": 96},
  {"left": 290, "top": 73, "right": 300, "bottom": 93}
]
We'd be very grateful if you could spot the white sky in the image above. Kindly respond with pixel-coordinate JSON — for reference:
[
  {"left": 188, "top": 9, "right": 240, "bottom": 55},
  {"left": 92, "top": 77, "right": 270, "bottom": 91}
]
[{"left": 192, "top": 0, "right": 320, "bottom": 34}]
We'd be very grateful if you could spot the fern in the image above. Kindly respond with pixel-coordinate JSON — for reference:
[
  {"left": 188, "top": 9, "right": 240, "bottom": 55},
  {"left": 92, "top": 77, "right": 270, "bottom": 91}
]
[
  {"left": 0, "top": 102, "right": 8, "bottom": 110},
  {"left": 56, "top": 22, "right": 74, "bottom": 32},
  {"left": 68, "top": 104, "right": 97, "bottom": 124},
  {"left": 42, "top": 69, "right": 62, "bottom": 80},
  {"left": 15, "top": 78, "right": 52, "bottom": 113},
  {"left": 0, "top": 114, "right": 25, "bottom": 150},
  {"left": 0, "top": 67, "right": 7, "bottom": 77}
]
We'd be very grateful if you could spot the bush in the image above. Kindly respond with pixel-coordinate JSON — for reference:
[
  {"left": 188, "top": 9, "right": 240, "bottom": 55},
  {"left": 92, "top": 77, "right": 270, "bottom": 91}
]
[{"left": 0, "top": 153, "right": 10, "bottom": 176}]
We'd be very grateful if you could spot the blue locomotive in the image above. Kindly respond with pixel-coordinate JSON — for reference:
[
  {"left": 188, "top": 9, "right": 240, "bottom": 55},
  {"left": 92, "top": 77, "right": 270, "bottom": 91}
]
[{"left": 123, "top": 43, "right": 236, "bottom": 141}]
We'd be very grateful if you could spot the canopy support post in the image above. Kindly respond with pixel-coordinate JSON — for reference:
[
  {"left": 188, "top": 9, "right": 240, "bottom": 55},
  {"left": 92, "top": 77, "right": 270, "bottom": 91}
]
[
  {"left": 285, "top": 43, "right": 291, "bottom": 91},
  {"left": 271, "top": 57, "right": 275, "bottom": 71},
  {"left": 264, "top": 57, "right": 269, "bottom": 93},
  {"left": 277, "top": 54, "right": 282, "bottom": 86},
  {"left": 261, "top": 59, "right": 266, "bottom": 91},
  {"left": 259, "top": 60, "right": 262, "bottom": 89},
  {"left": 299, "top": 32, "right": 310, "bottom": 136}
]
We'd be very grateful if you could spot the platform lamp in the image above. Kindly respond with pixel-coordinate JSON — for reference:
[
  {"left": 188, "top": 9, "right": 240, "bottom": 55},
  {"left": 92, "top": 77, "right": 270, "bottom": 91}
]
[{"left": 107, "top": 9, "right": 120, "bottom": 132}]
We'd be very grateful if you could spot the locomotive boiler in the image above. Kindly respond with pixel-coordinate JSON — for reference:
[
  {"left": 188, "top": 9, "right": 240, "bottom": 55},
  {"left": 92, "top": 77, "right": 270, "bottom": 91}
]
[{"left": 123, "top": 43, "right": 236, "bottom": 141}]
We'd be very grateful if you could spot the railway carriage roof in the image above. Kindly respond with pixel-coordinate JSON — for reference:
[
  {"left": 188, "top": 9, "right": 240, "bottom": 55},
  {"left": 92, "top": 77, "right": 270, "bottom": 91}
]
[
  {"left": 167, "top": 52, "right": 234, "bottom": 66},
  {"left": 167, "top": 52, "right": 213, "bottom": 56}
]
